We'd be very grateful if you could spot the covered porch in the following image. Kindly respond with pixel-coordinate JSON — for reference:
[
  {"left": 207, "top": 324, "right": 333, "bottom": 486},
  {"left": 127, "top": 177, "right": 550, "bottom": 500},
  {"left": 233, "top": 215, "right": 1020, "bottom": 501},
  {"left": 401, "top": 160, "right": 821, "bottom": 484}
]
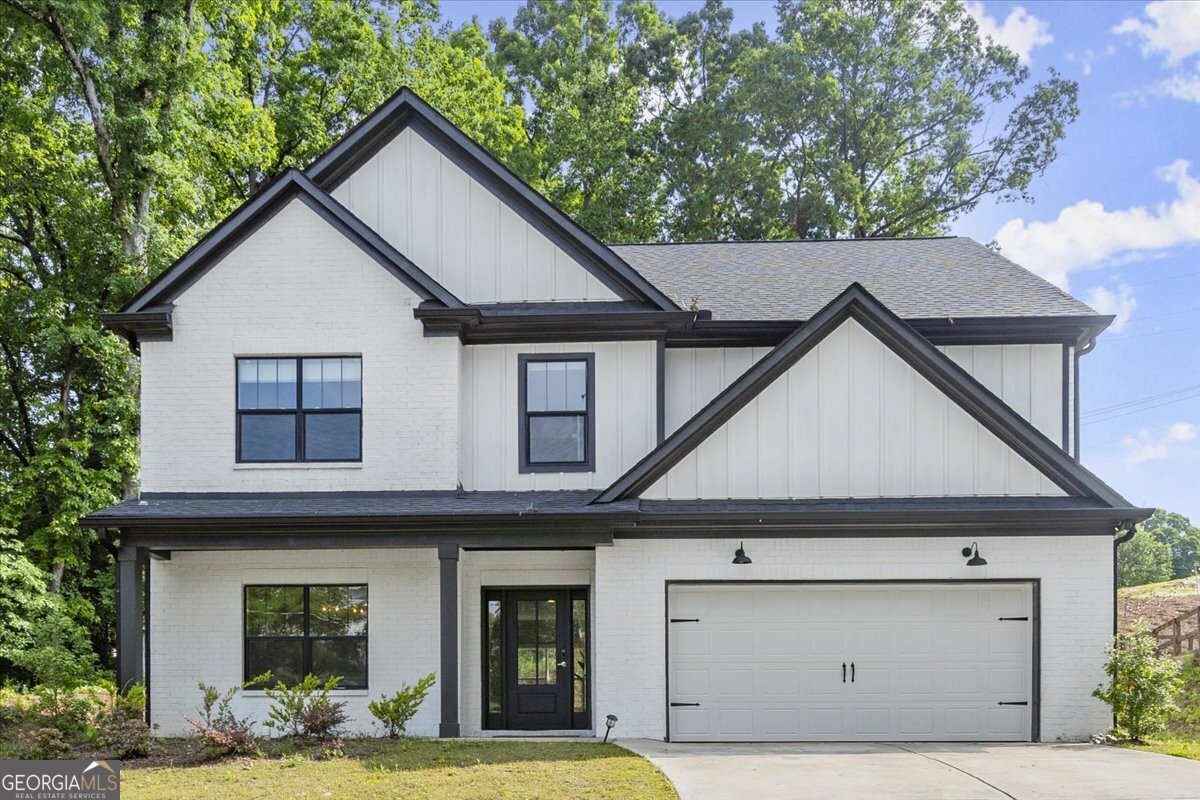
[{"left": 84, "top": 490, "right": 633, "bottom": 737}]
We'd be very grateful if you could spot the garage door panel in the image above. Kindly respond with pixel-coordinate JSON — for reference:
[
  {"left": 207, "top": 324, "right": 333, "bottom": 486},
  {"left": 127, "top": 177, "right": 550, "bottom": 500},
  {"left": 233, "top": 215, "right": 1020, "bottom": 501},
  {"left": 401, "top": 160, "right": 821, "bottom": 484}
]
[{"left": 668, "top": 583, "right": 1033, "bottom": 742}]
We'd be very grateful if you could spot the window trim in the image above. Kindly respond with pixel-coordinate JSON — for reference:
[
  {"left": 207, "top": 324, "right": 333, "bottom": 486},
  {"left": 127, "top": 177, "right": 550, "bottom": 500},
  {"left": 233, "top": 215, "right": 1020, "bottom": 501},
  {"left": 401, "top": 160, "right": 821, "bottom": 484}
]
[
  {"left": 235, "top": 356, "right": 363, "bottom": 464},
  {"left": 242, "top": 583, "right": 369, "bottom": 690},
  {"left": 517, "top": 353, "right": 596, "bottom": 473}
]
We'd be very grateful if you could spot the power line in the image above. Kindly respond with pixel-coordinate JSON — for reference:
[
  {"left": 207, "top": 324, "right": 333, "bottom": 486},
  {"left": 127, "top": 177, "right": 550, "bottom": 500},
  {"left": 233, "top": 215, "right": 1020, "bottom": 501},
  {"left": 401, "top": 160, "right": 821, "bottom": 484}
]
[
  {"left": 1098, "top": 324, "right": 1200, "bottom": 342},
  {"left": 1081, "top": 392, "right": 1200, "bottom": 426},
  {"left": 1082, "top": 384, "right": 1200, "bottom": 418},
  {"left": 1124, "top": 270, "right": 1200, "bottom": 288}
]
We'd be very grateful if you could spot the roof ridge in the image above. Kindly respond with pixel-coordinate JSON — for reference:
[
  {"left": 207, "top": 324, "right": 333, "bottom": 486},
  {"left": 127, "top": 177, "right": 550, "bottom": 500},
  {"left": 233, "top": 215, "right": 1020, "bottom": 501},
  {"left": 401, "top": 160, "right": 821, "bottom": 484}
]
[{"left": 609, "top": 236, "right": 963, "bottom": 246}]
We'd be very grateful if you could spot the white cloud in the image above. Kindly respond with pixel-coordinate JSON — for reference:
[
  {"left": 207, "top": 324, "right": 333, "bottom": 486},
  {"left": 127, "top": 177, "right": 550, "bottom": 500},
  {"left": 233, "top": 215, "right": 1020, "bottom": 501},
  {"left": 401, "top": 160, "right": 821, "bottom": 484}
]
[
  {"left": 1066, "top": 44, "right": 1117, "bottom": 76},
  {"left": 1122, "top": 422, "right": 1199, "bottom": 464},
  {"left": 1085, "top": 285, "right": 1137, "bottom": 332},
  {"left": 1157, "top": 67, "right": 1200, "bottom": 102},
  {"left": 993, "top": 160, "right": 1200, "bottom": 289},
  {"left": 1113, "top": 1, "right": 1200, "bottom": 66},
  {"left": 965, "top": 2, "right": 1053, "bottom": 64}
]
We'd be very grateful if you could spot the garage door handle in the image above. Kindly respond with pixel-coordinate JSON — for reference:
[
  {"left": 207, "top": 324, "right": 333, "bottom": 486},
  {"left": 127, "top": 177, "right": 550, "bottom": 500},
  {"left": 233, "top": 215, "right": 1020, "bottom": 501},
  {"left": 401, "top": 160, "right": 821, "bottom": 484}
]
[
  {"left": 851, "top": 662, "right": 855, "bottom": 682},
  {"left": 997, "top": 701, "right": 1028, "bottom": 706},
  {"left": 671, "top": 702, "right": 701, "bottom": 707},
  {"left": 842, "top": 662, "right": 846, "bottom": 683}
]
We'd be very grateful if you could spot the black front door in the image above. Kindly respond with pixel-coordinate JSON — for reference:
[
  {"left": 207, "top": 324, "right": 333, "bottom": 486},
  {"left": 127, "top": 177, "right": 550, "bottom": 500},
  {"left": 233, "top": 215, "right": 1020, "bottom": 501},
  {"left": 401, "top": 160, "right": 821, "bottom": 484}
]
[{"left": 484, "top": 588, "right": 589, "bottom": 731}]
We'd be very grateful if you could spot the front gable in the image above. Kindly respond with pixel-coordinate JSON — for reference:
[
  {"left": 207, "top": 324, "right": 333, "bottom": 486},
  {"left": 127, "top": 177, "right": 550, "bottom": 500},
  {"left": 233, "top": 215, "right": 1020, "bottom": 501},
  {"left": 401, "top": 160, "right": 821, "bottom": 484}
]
[
  {"left": 597, "top": 284, "right": 1130, "bottom": 507},
  {"left": 328, "top": 126, "right": 619, "bottom": 304},
  {"left": 307, "top": 88, "right": 678, "bottom": 309}
]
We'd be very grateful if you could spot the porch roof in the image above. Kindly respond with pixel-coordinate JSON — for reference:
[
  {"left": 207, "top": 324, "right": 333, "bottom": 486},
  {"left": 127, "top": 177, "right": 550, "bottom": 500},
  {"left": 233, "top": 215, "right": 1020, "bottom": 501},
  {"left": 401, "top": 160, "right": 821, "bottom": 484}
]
[{"left": 84, "top": 489, "right": 638, "bottom": 527}]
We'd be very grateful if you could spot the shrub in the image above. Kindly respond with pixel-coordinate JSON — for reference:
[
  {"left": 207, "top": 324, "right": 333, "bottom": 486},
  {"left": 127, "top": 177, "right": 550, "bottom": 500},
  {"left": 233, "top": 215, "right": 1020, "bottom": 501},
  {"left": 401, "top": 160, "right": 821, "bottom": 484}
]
[
  {"left": 22, "top": 726, "right": 71, "bottom": 759},
  {"left": 368, "top": 673, "right": 436, "bottom": 737},
  {"left": 1093, "top": 626, "right": 1184, "bottom": 742},
  {"left": 185, "top": 680, "right": 259, "bottom": 758},
  {"left": 93, "top": 682, "right": 153, "bottom": 759},
  {"left": 263, "top": 675, "right": 348, "bottom": 739},
  {"left": 319, "top": 737, "right": 345, "bottom": 760}
]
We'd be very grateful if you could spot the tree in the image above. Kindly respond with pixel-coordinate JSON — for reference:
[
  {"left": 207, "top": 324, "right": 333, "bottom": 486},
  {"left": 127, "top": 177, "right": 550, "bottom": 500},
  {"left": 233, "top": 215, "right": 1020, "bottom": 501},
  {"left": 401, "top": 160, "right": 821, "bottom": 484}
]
[
  {"left": 489, "top": 0, "right": 665, "bottom": 242},
  {"left": 1141, "top": 509, "right": 1200, "bottom": 580},
  {"left": 0, "top": 0, "right": 527, "bottom": 676},
  {"left": 1093, "top": 625, "right": 1183, "bottom": 742},
  {"left": 1118, "top": 529, "right": 1175, "bottom": 588}
]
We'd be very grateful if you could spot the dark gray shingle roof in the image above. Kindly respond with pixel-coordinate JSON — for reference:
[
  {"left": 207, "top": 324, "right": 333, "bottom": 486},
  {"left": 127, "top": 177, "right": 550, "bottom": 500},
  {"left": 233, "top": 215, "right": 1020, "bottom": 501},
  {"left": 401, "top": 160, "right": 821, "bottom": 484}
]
[
  {"left": 611, "top": 237, "right": 1095, "bottom": 320},
  {"left": 84, "top": 490, "right": 637, "bottom": 524}
]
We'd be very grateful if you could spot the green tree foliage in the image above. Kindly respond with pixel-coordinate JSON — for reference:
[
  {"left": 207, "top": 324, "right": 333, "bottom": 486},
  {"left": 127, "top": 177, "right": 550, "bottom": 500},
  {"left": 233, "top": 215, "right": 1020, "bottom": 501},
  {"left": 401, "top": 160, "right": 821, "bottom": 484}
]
[
  {"left": 1093, "top": 626, "right": 1184, "bottom": 742},
  {"left": 500, "top": 0, "right": 1078, "bottom": 241},
  {"left": 1140, "top": 509, "right": 1200, "bottom": 580},
  {"left": 0, "top": 0, "right": 525, "bottom": 678},
  {"left": 1119, "top": 528, "right": 1176, "bottom": 588}
]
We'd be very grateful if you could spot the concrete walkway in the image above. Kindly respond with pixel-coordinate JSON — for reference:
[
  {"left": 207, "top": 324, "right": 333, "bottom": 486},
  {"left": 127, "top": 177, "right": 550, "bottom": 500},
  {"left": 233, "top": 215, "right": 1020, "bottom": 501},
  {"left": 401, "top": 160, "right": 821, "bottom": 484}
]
[{"left": 621, "top": 739, "right": 1200, "bottom": 800}]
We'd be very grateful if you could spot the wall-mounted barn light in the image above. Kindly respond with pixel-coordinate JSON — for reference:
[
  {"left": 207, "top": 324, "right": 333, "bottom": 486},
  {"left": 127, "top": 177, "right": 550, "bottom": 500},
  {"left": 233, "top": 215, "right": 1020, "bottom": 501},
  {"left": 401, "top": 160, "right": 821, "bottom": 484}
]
[
  {"left": 732, "top": 541, "right": 752, "bottom": 565},
  {"left": 962, "top": 542, "right": 987, "bottom": 567}
]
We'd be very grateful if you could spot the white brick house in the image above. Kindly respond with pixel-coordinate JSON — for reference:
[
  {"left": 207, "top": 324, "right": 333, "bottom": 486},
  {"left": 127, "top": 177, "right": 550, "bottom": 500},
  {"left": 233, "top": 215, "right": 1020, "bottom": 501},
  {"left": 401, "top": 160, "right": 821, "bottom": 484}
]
[{"left": 87, "top": 88, "right": 1148, "bottom": 744}]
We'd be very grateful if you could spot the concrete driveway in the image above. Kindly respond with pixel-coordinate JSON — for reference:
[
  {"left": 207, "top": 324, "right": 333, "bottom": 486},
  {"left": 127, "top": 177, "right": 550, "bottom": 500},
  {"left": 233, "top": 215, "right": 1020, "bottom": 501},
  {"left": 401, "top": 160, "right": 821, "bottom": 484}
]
[{"left": 621, "top": 740, "right": 1200, "bottom": 800}]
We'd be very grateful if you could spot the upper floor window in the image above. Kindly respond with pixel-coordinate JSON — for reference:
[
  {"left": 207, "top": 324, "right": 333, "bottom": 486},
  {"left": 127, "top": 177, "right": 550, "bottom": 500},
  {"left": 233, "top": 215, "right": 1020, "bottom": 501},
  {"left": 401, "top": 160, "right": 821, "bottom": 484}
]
[
  {"left": 236, "top": 357, "right": 362, "bottom": 463},
  {"left": 518, "top": 354, "right": 595, "bottom": 473}
]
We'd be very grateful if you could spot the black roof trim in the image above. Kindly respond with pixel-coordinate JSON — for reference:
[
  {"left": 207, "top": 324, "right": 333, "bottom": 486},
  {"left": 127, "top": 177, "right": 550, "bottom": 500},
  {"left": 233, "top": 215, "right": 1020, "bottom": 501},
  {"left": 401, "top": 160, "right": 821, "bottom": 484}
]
[
  {"left": 594, "top": 283, "right": 1134, "bottom": 507},
  {"left": 305, "top": 87, "right": 678, "bottom": 312},
  {"left": 100, "top": 307, "right": 174, "bottom": 348},
  {"left": 117, "top": 169, "right": 463, "bottom": 317},
  {"left": 414, "top": 300, "right": 709, "bottom": 342},
  {"left": 670, "top": 315, "right": 1112, "bottom": 348}
]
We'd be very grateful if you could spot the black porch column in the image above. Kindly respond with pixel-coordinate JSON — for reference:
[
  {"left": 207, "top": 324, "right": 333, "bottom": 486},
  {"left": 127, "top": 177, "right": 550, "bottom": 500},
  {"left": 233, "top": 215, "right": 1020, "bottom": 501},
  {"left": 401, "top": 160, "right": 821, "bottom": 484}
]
[
  {"left": 116, "top": 545, "right": 147, "bottom": 691},
  {"left": 438, "top": 543, "right": 461, "bottom": 737}
]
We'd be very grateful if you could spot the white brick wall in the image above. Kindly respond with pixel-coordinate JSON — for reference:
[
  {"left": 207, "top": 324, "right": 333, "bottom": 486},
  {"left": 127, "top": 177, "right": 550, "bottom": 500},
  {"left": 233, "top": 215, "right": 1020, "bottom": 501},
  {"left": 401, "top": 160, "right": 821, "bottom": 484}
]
[
  {"left": 139, "top": 199, "right": 460, "bottom": 492},
  {"left": 148, "top": 548, "right": 441, "bottom": 736},
  {"left": 593, "top": 534, "right": 1114, "bottom": 743}
]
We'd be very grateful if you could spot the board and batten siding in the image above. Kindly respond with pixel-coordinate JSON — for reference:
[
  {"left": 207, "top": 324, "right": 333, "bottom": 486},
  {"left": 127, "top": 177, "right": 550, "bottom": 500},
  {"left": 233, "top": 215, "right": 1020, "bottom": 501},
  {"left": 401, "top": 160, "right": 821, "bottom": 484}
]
[
  {"left": 647, "top": 319, "right": 1066, "bottom": 499},
  {"left": 459, "top": 342, "right": 657, "bottom": 490},
  {"left": 330, "top": 127, "right": 618, "bottom": 304}
]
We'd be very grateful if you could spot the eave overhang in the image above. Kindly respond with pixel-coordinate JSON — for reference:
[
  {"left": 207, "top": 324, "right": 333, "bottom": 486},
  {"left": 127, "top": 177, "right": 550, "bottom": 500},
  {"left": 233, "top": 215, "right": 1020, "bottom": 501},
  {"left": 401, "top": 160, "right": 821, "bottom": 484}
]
[{"left": 414, "top": 301, "right": 712, "bottom": 342}]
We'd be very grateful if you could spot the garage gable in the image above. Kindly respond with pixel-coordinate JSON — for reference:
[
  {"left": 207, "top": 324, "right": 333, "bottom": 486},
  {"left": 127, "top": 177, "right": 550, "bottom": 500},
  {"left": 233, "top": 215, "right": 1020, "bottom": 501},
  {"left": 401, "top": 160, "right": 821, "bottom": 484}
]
[{"left": 596, "top": 284, "right": 1130, "bottom": 506}]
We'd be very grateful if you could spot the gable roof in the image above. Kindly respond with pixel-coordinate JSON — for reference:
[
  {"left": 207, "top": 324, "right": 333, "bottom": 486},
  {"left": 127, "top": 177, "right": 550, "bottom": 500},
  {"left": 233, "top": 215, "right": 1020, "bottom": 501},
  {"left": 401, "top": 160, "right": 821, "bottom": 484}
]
[
  {"left": 594, "top": 283, "right": 1133, "bottom": 507},
  {"left": 115, "top": 169, "right": 463, "bottom": 323},
  {"left": 613, "top": 237, "right": 1099, "bottom": 321},
  {"left": 306, "top": 87, "right": 678, "bottom": 311}
]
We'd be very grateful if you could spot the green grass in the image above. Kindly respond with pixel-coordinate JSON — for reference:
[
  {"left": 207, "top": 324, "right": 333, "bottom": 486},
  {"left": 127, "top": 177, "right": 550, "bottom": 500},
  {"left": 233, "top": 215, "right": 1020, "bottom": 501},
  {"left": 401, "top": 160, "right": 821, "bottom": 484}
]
[
  {"left": 122, "top": 739, "right": 678, "bottom": 800},
  {"left": 1118, "top": 576, "right": 1200, "bottom": 599}
]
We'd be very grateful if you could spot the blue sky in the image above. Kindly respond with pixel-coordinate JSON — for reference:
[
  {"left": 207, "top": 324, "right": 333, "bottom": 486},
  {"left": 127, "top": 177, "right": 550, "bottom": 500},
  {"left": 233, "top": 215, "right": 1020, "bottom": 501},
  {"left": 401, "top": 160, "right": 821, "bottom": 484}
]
[{"left": 440, "top": 0, "right": 1200, "bottom": 520}]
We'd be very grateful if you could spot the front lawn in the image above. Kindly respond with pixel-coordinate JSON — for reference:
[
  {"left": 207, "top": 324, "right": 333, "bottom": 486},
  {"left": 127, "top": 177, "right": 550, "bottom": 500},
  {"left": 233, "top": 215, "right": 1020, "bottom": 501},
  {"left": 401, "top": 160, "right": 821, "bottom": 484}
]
[{"left": 122, "top": 738, "right": 678, "bottom": 800}]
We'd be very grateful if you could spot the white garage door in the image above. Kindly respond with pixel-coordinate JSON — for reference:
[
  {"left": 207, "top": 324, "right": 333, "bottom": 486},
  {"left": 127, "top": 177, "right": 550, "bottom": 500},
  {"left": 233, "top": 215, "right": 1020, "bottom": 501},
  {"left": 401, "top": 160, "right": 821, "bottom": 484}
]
[{"left": 668, "top": 582, "right": 1034, "bottom": 742}]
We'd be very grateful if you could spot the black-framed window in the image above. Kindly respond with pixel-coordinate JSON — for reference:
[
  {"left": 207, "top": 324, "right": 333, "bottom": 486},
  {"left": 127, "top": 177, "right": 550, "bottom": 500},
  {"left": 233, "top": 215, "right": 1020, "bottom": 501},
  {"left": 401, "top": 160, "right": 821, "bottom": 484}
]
[
  {"left": 244, "top": 584, "right": 368, "bottom": 689},
  {"left": 518, "top": 353, "right": 595, "bottom": 473},
  {"left": 236, "top": 357, "right": 362, "bottom": 462}
]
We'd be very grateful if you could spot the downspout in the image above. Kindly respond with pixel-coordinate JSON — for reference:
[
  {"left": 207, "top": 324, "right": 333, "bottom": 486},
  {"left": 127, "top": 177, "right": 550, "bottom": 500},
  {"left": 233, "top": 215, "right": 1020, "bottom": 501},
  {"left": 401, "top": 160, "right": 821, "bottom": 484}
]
[{"left": 1113, "top": 521, "right": 1138, "bottom": 636}]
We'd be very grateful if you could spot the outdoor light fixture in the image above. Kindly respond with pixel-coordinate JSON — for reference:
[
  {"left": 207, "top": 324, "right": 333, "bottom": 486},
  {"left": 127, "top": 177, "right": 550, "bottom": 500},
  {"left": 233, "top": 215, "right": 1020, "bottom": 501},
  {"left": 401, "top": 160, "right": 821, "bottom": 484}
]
[
  {"left": 962, "top": 542, "right": 987, "bottom": 567},
  {"left": 603, "top": 714, "right": 619, "bottom": 743},
  {"left": 732, "top": 541, "right": 752, "bottom": 565}
]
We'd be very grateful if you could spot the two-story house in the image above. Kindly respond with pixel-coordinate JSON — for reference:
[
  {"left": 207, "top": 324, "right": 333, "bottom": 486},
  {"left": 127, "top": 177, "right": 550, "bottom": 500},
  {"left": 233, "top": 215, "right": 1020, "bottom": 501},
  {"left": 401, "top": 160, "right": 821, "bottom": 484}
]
[{"left": 86, "top": 88, "right": 1149, "bottom": 744}]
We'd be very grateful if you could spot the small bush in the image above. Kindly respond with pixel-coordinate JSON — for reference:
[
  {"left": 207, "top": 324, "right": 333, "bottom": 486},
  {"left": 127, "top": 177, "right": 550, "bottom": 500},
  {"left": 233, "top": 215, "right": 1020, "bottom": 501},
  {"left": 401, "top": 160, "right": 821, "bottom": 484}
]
[
  {"left": 369, "top": 673, "right": 436, "bottom": 738},
  {"left": 319, "top": 737, "right": 345, "bottom": 760},
  {"left": 93, "top": 682, "right": 153, "bottom": 759},
  {"left": 1093, "top": 626, "right": 1184, "bottom": 742},
  {"left": 263, "top": 675, "right": 348, "bottom": 739},
  {"left": 22, "top": 726, "right": 71, "bottom": 759},
  {"left": 185, "top": 680, "right": 259, "bottom": 758}
]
